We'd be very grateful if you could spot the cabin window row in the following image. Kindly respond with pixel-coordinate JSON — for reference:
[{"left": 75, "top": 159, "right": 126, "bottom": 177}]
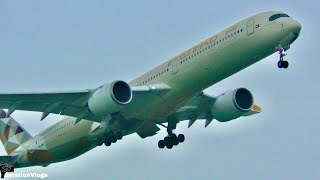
[
  {"left": 136, "top": 28, "right": 243, "bottom": 86},
  {"left": 137, "top": 68, "right": 170, "bottom": 86},
  {"left": 37, "top": 120, "right": 76, "bottom": 143},
  {"left": 179, "top": 28, "right": 243, "bottom": 65}
]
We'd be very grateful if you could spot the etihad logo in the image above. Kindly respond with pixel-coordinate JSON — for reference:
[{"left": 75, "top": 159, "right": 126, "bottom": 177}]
[{"left": 178, "top": 35, "right": 218, "bottom": 60}]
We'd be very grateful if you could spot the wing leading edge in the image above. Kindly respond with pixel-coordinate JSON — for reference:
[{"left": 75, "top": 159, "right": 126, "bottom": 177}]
[{"left": 0, "top": 83, "right": 172, "bottom": 122}]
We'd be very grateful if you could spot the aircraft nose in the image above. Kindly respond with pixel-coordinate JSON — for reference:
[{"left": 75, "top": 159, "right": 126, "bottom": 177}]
[{"left": 292, "top": 20, "right": 302, "bottom": 34}]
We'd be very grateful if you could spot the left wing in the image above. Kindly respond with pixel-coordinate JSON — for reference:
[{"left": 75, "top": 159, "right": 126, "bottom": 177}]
[
  {"left": 0, "top": 83, "right": 171, "bottom": 122},
  {"left": 0, "top": 90, "right": 98, "bottom": 121}
]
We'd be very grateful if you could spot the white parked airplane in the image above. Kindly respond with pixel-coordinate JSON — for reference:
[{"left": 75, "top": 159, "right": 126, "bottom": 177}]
[{"left": 0, "top": 11, "right": 301, "bottom": 168}]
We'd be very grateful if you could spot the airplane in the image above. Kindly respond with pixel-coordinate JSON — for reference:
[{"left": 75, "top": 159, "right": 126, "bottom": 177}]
[{"left": 0, "top": 11, "right": 301, "bottom": 169}]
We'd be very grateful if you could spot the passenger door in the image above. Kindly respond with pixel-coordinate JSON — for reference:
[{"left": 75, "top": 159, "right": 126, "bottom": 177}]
[
  {"left": 171, "top": 60, "right": 178, "bottom": 74},
  {"left": 247, "top": 19, "right": 254, "bottom": 36}
]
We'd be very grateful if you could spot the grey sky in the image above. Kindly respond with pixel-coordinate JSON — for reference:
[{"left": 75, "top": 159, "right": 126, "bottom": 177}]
[{"left": 0, "top": 1, "right": 319, "bottom": 179}]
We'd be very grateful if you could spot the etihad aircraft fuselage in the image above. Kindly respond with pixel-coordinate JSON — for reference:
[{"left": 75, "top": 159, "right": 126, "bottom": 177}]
[{"left": 3, "top": 11, "right": 301, "bottom": 168}]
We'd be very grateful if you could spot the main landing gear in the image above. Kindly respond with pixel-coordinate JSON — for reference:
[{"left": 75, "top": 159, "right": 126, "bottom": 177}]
[
  {"left": 157, "top": 123, "right": 185, "bottom": 149},
  {"left": 158, "top": 133, "right": 185, "bottom": 149},
  {"left": 277, "top": 47, "right": 289, "bottom": 69},
  {"left": 96, "top": 131, "right": 123, "bottom": 147}
]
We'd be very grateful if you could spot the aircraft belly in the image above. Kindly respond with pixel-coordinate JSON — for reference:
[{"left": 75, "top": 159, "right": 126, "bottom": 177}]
[
  {"left": 17, "top": 121, "right": 96, "bottom": 167},
  {"left": 121, "top": 94, "right": 172, "bottom": 121},
  {"left": 22, "top": 138, "right": 95, "bottom": 167},
  {"left": 48, "top": 137, "right": 95, "bottom": 160}
]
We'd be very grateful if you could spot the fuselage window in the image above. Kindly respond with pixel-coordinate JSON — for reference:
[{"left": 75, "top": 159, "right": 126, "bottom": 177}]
[{"left": 269, "top": 13, "right": 290, "bottom": 21}]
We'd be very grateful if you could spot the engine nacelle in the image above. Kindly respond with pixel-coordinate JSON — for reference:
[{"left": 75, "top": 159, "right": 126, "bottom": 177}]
[
  {"left": 211, "top": 88, "right": 254, "bottom": 122},
  {"left": 88, "top": 81, "right": 132, "bottom": 116}
]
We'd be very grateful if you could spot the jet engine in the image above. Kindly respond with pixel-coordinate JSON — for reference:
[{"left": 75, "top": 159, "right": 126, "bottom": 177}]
[
  {"left": 211, "top": 88, "right": 254, "bottom": 122},
  {"left": 88, "top": 81, "right": 132, "bottom": 116}
]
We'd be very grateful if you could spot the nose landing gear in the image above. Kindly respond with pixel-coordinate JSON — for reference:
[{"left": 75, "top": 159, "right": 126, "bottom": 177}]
[{"left": 277, "top": 47, "right": 289, "bottom": 69}]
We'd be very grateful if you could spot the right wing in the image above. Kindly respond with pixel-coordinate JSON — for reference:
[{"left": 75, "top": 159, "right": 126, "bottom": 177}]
[
  {"left": 135, "top": 91, "right": 262, "bottom": 138},
  {"left": 171, "top": 92, "right": 262, "bottom": 128}
]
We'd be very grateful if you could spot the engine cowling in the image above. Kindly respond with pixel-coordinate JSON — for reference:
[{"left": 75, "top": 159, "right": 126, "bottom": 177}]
[
  {"left": 88, "top": 81, "right": 132, "bottom": 116},
  {"left": 211, "top": 88, "right": 254, "bottom": 122}
]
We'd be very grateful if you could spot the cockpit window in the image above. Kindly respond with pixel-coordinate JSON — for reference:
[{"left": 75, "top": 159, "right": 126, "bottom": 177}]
[{"left": 269, "top": 13, "right": 290, "bottom": 21}]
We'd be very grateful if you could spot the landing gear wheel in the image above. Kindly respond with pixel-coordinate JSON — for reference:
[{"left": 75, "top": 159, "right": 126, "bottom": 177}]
[
  {"left": 277, "top": 61, "right": 283, "bottom": 68},
  {"left": 110, "top": 137, "right": 117, "bottom": 143},
  {"left": 158, "top": 140, "right": 165, "bottom": 149},
  {"left": 169, "top": 134, "right": 179, "bottom": 146},
  {"left": 115, "top": 132, "right": 123, "bottom": 140},
  {"left": 177, "top": 134, "right": 185, "bottom": 143},
  {"left": 164, "top": 136, "right": 170, "bottom": 144},
  {"left": 104, "top": 140, "right": 111, "bottom": 146},
  {"left": 166, "top": 142, "right": 173, "bottom": 149},
  {"left": 283, "top": 61, "right": 289, "bottom": 68},
  {"left": 172, "top": 139, "right": 179, "bottom": 146},
  {"left": 96, "top": 137, "right": 103, "bottom": 146}
]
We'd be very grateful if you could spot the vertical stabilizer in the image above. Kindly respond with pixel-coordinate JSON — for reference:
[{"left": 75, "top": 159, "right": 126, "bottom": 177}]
[{"left": 0, "top": 110, "right": 32, "bottom": 155}]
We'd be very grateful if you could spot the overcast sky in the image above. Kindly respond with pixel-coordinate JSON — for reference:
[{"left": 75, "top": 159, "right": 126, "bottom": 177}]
[{"left": 0, "top": 1, "right": 319, "bottom": 180}]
